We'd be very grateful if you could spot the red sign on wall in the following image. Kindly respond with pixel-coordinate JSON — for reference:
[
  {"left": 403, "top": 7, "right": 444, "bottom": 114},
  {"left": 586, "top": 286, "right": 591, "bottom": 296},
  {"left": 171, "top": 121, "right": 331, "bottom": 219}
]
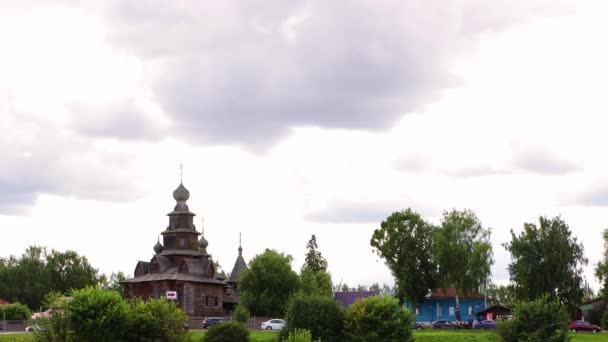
[{"left": 166, "top": 291, "right": 178, "bottom": 300}]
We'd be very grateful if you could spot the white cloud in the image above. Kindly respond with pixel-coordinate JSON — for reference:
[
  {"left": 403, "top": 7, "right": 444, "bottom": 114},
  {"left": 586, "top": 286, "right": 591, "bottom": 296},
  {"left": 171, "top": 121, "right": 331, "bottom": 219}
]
[{"left": 1, "top": 0, "right": 607, "bottom": 293}]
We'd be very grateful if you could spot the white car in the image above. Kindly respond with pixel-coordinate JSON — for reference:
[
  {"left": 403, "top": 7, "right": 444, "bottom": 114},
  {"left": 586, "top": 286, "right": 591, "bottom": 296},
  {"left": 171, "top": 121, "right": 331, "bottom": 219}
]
[{"left": 261, "top": 319, "right": 286, "bottom": 330}]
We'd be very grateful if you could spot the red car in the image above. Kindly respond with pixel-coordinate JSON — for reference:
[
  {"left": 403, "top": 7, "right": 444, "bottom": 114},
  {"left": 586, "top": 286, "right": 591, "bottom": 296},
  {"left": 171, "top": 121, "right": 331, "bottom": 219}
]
[{"left": 568, "top": 320, "right": 601, "bottom": 333}]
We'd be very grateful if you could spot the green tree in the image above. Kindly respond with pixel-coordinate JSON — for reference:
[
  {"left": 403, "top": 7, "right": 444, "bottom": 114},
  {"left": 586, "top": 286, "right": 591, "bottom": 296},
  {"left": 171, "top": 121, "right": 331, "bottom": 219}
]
[
  {"left": 301, "top": 235, "right": 328, "bottom": 274},
  {"left": 344, "top": 294, "right": 413, "bottom": 342},
  {"left": 371, "top": 209, "right": 438, "bottom": 307},
  {"left": 128, "top": 297, "right": 188, "bottom": 342},
  {"left": 300, "top": 269, "right": 333, "bottom": 297},
  {"left": 487, "top": 283, "right": 516, "bottom": 307},
  {"left": 239, "top": 249, "right": 300, "bottom": 316},
  {"left": 67, "top": 287, "right": 130, "bottom": 342},
  {"left": 595, "top": 228, "right": 608, "bottom": 299},
  {"left": 203, "top": 321, "right": 250, "bottom": 342},
  {"left": 46, "top": 250, "right": 98, "bottom": 294},
  {"left": 497, "top": 295, "right": 571, "bottom": 342},
  {"left": 435, "top": 209, "right": 493, "bottom": 321},
  {"left": 369, "top": 283, "right": 381, "bottom": 291},
  {"left": 280, "top": 294, "right": 345, "bottom": 342},
  {"left": 0, "top": 303, "right": 31, "bottom": 320},
  {"left": 0, "top": 246, "right": 100, "bottom": 309},
  {"left": 232, "top": 304, "right": 250, "bottom": 325},
  {"left": 98, "top": 271, "right": 128, "bottom": 294},
  {"left": 504, "top": 215, "right": 587, "bottom": 314}
]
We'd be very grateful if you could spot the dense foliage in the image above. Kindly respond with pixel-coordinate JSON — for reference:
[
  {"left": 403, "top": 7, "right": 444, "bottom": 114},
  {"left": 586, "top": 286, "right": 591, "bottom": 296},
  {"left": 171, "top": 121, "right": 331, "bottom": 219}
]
[
  {"left": 31, "top": 288, "right": 189, "bottom": 342},
  {"left": 497, "top": 295, "right": 571, "bottom": 342},
  {"left": 371, "top": 209, "right": 437, "bottom": 305},
  {"left": 299, "top": 269, "right": 333, "bottom": 297},
  {"left": 67, "top": 287, "right": 130, "bottom": 342},
  {"left": 202, "top": 321, "right": 250, "bottom": 342},
  {"left": 233, "top": 304, "right": 250, "bottom": 325},
  {"left": 595, "top": 228, "right": 608, "bottom": 300},
  {"left": 282, "top": 329, "right": 320, "bottom": 342},
  {"left": 435, "top": 209, "right": 493, "bottom": 320},
  {"left": 0, "top": 303, "right": 31, "bottom": 320},
  {"left": 240, "top": 249, "right": 300, "bottom": 316},
  {"left": 487, "top": 283, "right": 516, "bottom": 307},
  {"left": 344, "top": 294, "right": 413, "bottom": 342},
  {"left": 280, "top": 294, "right": 345, "bottom": 342},
  {"left": 301, "top": 235, "right": 328, "bottom": 274},
  {"left": 504, "top": 216, "right": 587, "bottom": 313},
  {"left": 0, "top": 246, "right": 98, "bottom": 309},
  {"left": 602, "top": 310, "right": 608, "bottom": 330},
  {"left": 128, "top": 297, "right": 188, "bottom": 342}
]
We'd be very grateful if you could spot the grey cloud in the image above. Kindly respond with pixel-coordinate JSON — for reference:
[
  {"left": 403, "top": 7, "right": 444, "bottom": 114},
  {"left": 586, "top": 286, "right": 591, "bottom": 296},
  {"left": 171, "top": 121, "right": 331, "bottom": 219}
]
[
  {"left": 567, "top": 183, "right": 608, "bottom": 207},
  {"left": 511, "top": 144, "right": 583, "bottom": 175},
  {"left": 305, "top": 198, "right": 440, "bottom": 224},
  {"left": 92, "top": 0, "right": 574, "bottom": 149},
  {"left": 0, "top": 102, "right": 147, "bottom": 214},
  {"left": 68, "top": 98, "right": 164, "bottom": 141}
]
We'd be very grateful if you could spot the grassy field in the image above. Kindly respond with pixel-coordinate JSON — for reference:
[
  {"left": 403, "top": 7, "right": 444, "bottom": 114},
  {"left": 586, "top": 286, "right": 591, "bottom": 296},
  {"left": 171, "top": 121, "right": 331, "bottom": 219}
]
[{"left": 1, "top": 330, "right": 607, "bottom": 341}]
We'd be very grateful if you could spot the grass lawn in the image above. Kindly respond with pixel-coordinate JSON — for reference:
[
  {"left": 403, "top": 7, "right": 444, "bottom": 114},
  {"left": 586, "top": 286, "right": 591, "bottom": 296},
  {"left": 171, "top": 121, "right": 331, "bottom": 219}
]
[{"left": 1, "top": 330, "right": 607, "bottom": 341}]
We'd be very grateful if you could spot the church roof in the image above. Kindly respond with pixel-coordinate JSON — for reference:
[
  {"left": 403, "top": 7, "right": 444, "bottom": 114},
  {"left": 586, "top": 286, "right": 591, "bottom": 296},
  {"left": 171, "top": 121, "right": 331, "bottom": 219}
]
[
  {"left": 122, "top": 267, "right": 226, "bottom": 284},
  {"left": 223, "top": 286, "right": 240, "bottom": 304},
  {"left": 229, "top": 254, "right": 248, "bottom": 283}
]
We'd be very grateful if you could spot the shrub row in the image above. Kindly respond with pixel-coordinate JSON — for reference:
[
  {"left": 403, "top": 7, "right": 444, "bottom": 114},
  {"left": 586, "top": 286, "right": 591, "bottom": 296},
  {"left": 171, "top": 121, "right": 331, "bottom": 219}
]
[
  {"left": 33, "top": 287, "right": 188, "bottom": 342},
  {"left": 279, "top": 293, "right": 414, "bottom": 342}
]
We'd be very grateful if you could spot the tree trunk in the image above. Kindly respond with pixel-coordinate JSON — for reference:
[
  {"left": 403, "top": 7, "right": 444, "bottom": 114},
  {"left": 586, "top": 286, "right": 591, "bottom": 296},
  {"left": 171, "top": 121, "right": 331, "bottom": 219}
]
[{"left": 455, "top": 292, "right": 461, "bottom": 322}]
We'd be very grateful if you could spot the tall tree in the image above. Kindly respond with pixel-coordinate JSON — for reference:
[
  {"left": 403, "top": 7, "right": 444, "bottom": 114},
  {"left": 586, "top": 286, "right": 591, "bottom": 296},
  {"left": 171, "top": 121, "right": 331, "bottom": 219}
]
[
  {"left": 301, "top": 235, "right": 328, "bottom": 274},
  {"left": 486, "top": 283, "right": 516, "bottom": 307},
  {"left": 239, "top": 249, "right": 300, "bottom": 316},
  {"left": 504, "top": 215, "right": 587, "bottom": 314},
  {"left": 0, "top": 246, "right": 99, "bottom": 309},
  {"left": 595, "top": 228, "right": 608, "bottom": 299},
  {"left": 46, "top": 250, "right": 98, "bottom": 294},
  {"left": 371, "top": 209, "right": 437, "bottom": 306},
  {"left": 435, "top": 209, "right": 493, "bottom": 321}
]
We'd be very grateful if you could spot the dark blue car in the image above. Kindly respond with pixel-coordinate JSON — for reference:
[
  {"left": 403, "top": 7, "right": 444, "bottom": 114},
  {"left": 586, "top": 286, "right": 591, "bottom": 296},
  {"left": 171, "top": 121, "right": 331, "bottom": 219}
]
[{"left": 477, "top": 320, "right": 497, "bottom": 329}]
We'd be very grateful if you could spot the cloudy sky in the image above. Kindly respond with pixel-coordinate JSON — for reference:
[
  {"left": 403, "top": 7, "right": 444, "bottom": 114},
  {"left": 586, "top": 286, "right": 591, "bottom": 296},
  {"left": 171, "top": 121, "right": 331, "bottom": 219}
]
[{"left": 1, "top": 0, "right": 607, "bottom": 291}]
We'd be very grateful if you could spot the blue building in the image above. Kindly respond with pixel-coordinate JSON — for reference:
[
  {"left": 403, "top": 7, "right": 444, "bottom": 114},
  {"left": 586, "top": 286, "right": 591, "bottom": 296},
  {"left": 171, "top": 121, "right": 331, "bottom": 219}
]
[{"left": 406, "top": 288, "right": 488, "bottom": 323}]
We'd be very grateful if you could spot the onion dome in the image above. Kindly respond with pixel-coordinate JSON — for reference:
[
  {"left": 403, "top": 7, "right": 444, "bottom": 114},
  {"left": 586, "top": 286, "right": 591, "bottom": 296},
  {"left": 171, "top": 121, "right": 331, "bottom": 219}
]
[
  {"left": 154, "top": 239, "right": 164, "bottom": 254},
  {"left": 198, "top": 235, "right": 209, "bottom": 250},
  {"left": 173, "top": 183, "right": 190, "bottom": 202}
]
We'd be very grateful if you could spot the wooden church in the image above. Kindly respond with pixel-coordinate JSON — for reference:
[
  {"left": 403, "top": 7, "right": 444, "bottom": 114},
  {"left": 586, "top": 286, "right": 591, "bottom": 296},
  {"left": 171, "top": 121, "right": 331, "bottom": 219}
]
[{"left": 121, "top": 181, "right": 248, "bottom": 316}]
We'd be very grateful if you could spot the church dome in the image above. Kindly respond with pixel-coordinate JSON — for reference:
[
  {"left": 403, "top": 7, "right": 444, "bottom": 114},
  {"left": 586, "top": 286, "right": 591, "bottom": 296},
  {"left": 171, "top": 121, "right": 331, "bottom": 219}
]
[
  {"left": 154, "top": 240, "right": 164, "bottom": 254},
  {"left": 198, "top": 235, "right": 209, "bottom": 249},
  {"left": 173, "top": 183, "right": 190, "bottom": 202}
]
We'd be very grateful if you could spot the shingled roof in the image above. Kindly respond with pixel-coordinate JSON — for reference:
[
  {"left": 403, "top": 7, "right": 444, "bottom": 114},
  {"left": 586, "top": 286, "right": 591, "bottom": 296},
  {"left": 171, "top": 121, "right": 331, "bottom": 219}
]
[{"left": 229, "top": 240, "right": 248, "bottom": 283}]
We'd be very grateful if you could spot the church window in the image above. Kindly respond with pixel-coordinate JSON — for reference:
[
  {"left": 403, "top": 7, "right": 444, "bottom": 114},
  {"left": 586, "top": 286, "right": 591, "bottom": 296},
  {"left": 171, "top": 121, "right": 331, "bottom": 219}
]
[
  {"left": 180, "top": 239, "right": 185, "bottom": 247},
  {"left": 468, "top": 305, "right": 473, "bottom": 315},
  {"left": 205, "top": 296, "right": 209, "bottom": 306},
  {"left": 449, "top": 306, "right": 455, "bottom": 316},
  {"left": 438, "top": 305, "right": 443, "bottom": 316}
]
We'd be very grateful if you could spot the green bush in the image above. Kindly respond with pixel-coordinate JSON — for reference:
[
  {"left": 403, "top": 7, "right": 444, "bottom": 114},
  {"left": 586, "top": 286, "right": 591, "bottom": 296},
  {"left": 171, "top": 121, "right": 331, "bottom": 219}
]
[
  {"left": 128, "top": 297, "right": 188, "bottom": 342},
  {"left": 282, "top": 329, "right": 321, "bottom": 342},
  {"left": 233, "top": 304, "right": 250, "bottom": 325},
  {"left": 67, "top": 287, "right": 130, "bottom": 342},
  {"left": 601, "top": 310, "right": 608, "bottom": 330},
  {"left": 32, "top": 293, "right": 69, "bottom": 342},
  {"left": 344, "top": 294, "right": 413, "bottom": 342},
  {"left": 280, "top": 294, "right": 344, "bottom": 342},
  {"left": 497, "top": 295, "right": 571, "bottom": 342},
  {"left": 0, "top": 303, "right": 31, "bottom": 320},
  {"left": 202, "top": 321, "right": 250, "bottom": 342}
]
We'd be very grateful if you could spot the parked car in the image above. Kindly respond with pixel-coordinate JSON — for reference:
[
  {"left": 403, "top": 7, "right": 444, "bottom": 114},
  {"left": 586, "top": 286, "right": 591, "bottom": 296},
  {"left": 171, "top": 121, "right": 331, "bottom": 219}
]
[
  {"left": 432, "top": 320, "right": 460, "bottom": 329},
  {"left": 412, "top": 322, "right": 425, "bottom": 330},
  {"left": 202, "top": 317, "right": 224, "bottom": 329},
  {"left": 569, "top": 320, "right": 601, "bottom": 333},
  {"left": 476, "top": 320, "right": 497, "bottom": 329},
  {"left": 261, "top": 319, "right": 286, "bottom": 330}
]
